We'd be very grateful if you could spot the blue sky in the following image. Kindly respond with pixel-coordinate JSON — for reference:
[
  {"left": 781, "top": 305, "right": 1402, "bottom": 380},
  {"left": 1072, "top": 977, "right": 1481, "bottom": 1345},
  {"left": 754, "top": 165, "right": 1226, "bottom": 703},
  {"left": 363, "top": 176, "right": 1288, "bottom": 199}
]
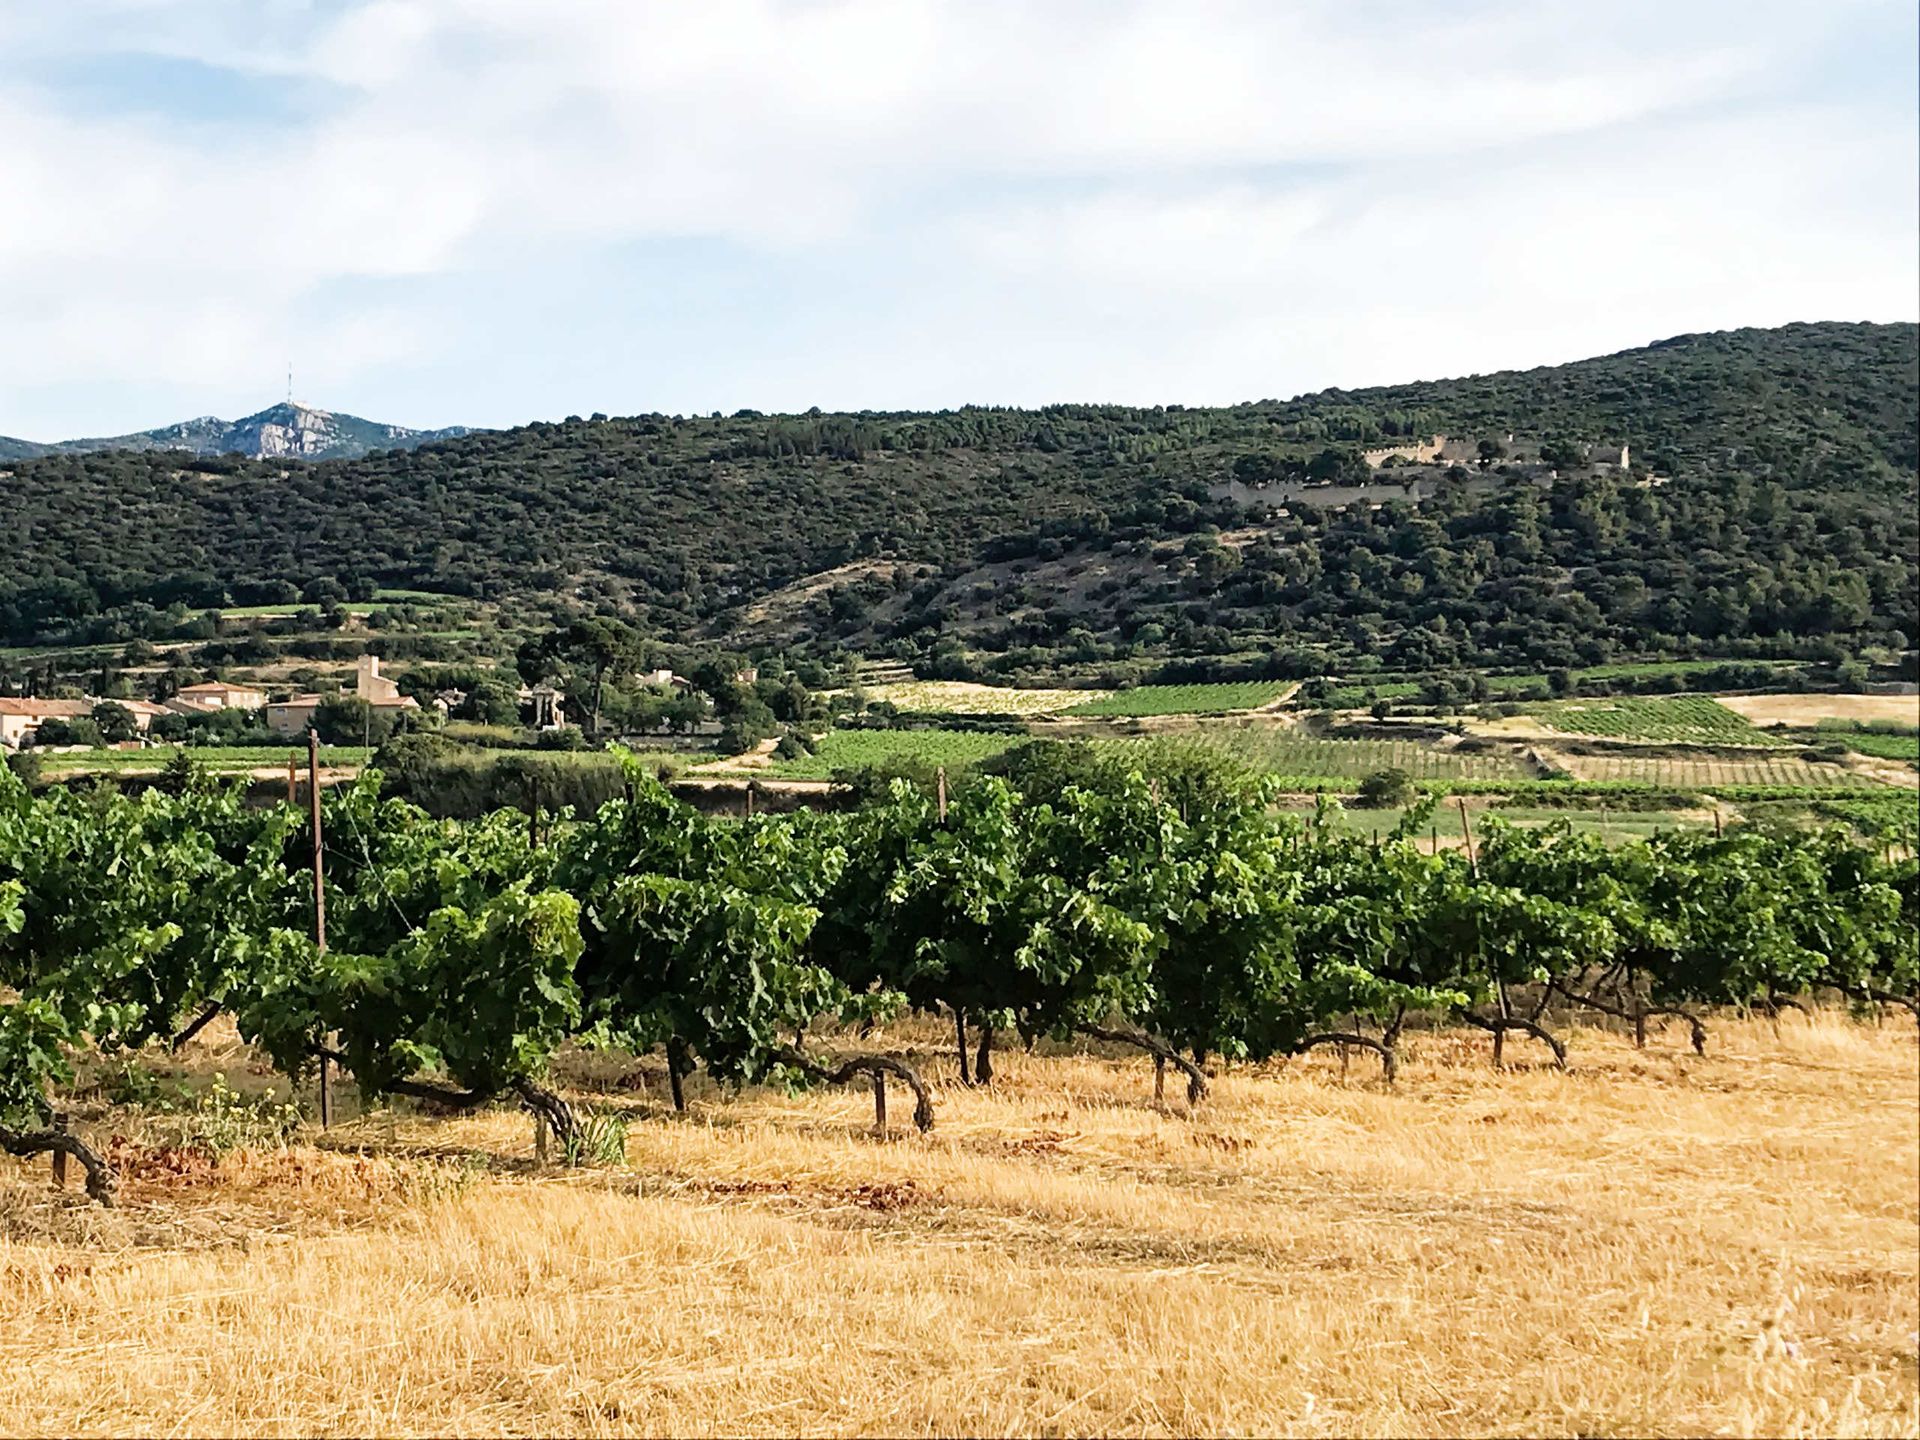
[{"left": 0, "top": 0, "right": 1914, "bottom": 439}]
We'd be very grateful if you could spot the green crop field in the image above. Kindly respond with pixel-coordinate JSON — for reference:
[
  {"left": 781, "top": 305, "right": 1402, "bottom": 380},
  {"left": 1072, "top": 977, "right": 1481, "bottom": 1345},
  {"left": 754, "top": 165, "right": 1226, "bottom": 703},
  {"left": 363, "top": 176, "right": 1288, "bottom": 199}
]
[
  {"left": 1104, "top": 729, "right": 1532, "bottom": 783},
  {"left": 217, "top": 603, "right": 381, "bottom": 619},
  {"left": 1318, "top": 804, "right": 1700, "bottom": 845},
  {"left": 1815, "top": 725, "right": 1920, "bottom": 763},
  {"left": 762, "top": 728, "right": 1019, "bottom": 779},
  {"left": 1838, "top": 733, "right": 1920, "bottom": 762},
  {"left": 1066, "top": 681, "right": 1293, "bottom": 717},
  {"left": 1525, "top": 696, "right": 1790, "bottom": 745},
  {"left": 38, "top": 745, "right": 372, "bottom": 776}
]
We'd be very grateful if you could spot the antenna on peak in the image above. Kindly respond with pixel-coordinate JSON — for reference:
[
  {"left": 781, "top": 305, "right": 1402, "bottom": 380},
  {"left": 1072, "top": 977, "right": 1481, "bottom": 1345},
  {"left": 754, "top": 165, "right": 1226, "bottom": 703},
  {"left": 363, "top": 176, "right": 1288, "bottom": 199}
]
[{"left": 287, "top": 361, "right": 293, "bottom": 405}]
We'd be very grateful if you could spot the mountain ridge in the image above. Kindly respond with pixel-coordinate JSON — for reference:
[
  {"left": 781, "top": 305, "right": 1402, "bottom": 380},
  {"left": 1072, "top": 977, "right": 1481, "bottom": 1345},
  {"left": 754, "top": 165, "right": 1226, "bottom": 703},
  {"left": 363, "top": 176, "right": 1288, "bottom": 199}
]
[
  {"left": 0, "top": 321, "right": 1912, "bottom": 678},
  {"left": 0, "top": 402, "right": 473, "bottom": 463}
]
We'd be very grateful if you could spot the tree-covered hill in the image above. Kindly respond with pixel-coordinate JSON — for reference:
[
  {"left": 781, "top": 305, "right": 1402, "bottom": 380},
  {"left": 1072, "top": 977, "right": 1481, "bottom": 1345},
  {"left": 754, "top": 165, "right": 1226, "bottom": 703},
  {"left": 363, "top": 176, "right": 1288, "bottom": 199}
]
[{"left": 1, "top": 321, "right": 1913, "bottom": 675}]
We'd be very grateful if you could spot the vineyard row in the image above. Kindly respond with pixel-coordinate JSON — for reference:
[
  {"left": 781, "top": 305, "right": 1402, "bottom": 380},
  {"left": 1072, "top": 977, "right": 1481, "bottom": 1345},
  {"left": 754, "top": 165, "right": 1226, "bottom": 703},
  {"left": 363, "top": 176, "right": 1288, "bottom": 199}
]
[{"left": 1, "top": 753, "right": 1913, "bottom": 1202}]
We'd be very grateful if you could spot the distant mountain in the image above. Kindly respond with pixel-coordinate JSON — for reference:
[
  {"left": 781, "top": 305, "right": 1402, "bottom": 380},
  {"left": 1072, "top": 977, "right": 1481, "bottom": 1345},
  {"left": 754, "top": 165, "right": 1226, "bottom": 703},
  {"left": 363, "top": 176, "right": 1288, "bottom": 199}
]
[{"left": 0, "top": 402, "right": 472, "bottom": 462}]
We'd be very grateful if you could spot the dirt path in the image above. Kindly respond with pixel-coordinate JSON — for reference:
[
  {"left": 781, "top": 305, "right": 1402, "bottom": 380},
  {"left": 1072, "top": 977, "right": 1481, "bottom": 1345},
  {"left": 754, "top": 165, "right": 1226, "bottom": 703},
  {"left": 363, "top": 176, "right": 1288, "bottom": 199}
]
[{"left": 686, "top": 738, "right": 781, "bottom": 774}]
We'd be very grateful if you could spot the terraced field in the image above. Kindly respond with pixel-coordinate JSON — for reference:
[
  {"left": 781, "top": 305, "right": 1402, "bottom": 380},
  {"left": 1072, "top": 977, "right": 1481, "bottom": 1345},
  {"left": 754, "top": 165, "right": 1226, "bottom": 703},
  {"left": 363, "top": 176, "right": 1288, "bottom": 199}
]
[{"left": 1065, "top": 681, "right": 1294, "bottom": 717}]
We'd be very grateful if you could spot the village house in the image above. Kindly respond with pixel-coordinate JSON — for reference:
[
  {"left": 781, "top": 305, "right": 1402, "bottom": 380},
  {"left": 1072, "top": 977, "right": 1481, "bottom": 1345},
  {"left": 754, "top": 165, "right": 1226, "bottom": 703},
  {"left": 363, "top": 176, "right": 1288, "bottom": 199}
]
[
  {"left": 119, "top": 700, "right": 172, "bottom": 731},
  {"left": 265, "top": 655, "right": 421, "bottom": 737},
  {"left": 0, "top": 697, "right": 93, "bottom": 749},
  {"left": 0, "top": 696, "right": 170, "bottom": 748},
  {"left": 167, "top": 680, "right": 268, "bottom": 714}
]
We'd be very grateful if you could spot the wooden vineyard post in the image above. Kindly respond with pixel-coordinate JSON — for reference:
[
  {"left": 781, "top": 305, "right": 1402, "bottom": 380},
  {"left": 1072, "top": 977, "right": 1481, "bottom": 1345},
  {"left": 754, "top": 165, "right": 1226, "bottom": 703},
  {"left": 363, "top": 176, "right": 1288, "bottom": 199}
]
[
  {"left": 51, "top": 1113, "right": 67, "bottom": 1189},
  {"left": 534, "top": 1113, "right": 549, "bottom": 1166},
  {"left": 528, "top": 779, "right": 540, "bottom": 849},
  {"left": 308, "top": 729, "right": 333, "bottom": 1130},
  {"left": 1458, "top": 794, "right": 1509, "bottom": 1044},
  {"left": 286, "top": 756, "right": 297, "bottom": 806},
  {"left": 745, "top": 782, "right": 755, "bottom": 819},
  {"left": 936, "top": 766, "right": 948, "bottom": 825},
  {"left": 1430, "top": 824, "right": 1439, "bottom": 856},
  {"left": 1714, "top": 809, "right": 1724, "bottom": 838},
  {"left": 872, "top": 1071, "right": 887, "bottom": 1135}
]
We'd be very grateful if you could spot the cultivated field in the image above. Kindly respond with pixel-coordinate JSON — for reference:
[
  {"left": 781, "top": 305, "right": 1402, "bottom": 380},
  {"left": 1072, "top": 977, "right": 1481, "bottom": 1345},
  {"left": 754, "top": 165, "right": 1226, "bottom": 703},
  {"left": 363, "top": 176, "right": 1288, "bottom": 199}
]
[
  {"left": 1526, "top": 696, "right": 1788, "bottom": 745},
  {"left": 1317, "top": 803, "right": 1705, "bottom": 845},
  {"left": 860, "top": 680, "right": 1106, "bottom": 716},
  {"left": 3, "top": 1013, "right": 1913, "bottom": 1437},
  {"left": 1539, "top": 748, "right": 1876, "bottom": 790},
  {"left": 763, "top": 728, "right": 1020, "bottom": 778},
  {"left": 38, "top": 744, "right": 372, "bottom": 777},
  {"left": 1831, "top": 730, "right": 1920, "bottom": 764},
  {"left": 1133, "top": 729, "right": 1533, "bottom": 783},
  {"left": 1065, "top": 681, "right": 1295, "bottom": 717}
]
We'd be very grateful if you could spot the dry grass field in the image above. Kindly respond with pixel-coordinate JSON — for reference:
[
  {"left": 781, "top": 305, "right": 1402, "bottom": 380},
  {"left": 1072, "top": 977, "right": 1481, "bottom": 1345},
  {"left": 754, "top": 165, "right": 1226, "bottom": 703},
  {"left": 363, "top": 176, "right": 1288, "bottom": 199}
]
[
  {"left": 1720, "top": 694, "right": 1920, "bottom": 728},
  {"left": 2, "top": 1014, "right": 1915, "bottom": 1438},
  {"left": 859, "top": 680, "right": 1110, "bottom": 716}
]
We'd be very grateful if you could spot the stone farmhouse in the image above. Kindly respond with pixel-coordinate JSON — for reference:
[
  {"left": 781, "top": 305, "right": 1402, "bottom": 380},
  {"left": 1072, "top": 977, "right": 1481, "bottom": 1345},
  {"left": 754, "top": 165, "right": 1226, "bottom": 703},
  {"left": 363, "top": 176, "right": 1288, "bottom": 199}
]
[
  {"left": 168, "top": 680, "right": 268, "bottom": 714},
  {"left": 266, "top": 655, "right": 420, "bottom": 737}
]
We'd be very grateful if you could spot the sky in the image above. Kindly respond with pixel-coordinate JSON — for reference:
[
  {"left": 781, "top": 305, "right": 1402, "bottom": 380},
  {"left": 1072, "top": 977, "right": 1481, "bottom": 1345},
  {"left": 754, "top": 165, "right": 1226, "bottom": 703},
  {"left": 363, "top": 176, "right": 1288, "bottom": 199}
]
[{"left": 0, "top": 0, "right": 1915, "bottom": 440}]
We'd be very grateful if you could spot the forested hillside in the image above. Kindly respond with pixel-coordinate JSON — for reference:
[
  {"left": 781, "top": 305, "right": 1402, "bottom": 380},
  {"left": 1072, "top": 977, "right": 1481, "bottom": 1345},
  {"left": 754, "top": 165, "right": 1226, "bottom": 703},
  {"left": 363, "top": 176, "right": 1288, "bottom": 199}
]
[{"left": 2, "top": 322, "right": 1913, "bottom": 675}]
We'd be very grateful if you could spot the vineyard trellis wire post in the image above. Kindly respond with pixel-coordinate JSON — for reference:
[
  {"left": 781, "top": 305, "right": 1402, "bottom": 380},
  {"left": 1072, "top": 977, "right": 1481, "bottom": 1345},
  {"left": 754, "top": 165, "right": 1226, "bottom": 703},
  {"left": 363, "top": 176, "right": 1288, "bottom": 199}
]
[
  {"left": 307, "top": 727, "right": 333, "bottom": 1130},
  {"left": 936, "top": 766, "right": 947, "bottom": 825},
  {"left": 51, "top": 1112, "right": 67, "bottom": 1190},
  {"left": 1456, "top": 794, "right": 1514, "bottom": 1049},
  {"left": 1456, "top": 797, "right": 1478, "bottom": 873},
  {"left": 286, "top": 755, "right": 296, "bottom": 806}
]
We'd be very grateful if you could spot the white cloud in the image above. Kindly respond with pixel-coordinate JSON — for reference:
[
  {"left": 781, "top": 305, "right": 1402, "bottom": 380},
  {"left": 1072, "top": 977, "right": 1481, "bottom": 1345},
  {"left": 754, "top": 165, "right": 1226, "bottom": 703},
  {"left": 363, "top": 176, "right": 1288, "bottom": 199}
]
[{"left": 0, "top": 0, "right": 1912, "bottom": 433}]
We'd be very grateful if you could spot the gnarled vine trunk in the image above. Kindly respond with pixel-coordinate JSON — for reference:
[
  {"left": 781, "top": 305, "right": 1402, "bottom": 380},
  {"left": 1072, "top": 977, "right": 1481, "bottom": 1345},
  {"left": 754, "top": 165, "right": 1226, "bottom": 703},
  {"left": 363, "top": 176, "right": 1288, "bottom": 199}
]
[
  {"left": 1548, "top": 979, "right": 1707, "bottom": 1056},
  {"left": 1293, "top": 1032, "right": 1398, "bottom": 1083},
  {"left": 1074, "top": 1023, "right": 1208, "bottom": 1105},
  {"left": 774, "top": 1048, "right": 936, "bottom": 1132},
  {"left": 169, "top": 1001, "right": 224, "bottom": 1052},
  {"left": 1455, "top": 1009, "right": 1567, "bottom": 1069},
  {"left": 2, "top": 1122, "right": 116, "bottom": 1205},
  {"left": 666, "top": 1037, "right": 691, "bottom": 1112}
]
